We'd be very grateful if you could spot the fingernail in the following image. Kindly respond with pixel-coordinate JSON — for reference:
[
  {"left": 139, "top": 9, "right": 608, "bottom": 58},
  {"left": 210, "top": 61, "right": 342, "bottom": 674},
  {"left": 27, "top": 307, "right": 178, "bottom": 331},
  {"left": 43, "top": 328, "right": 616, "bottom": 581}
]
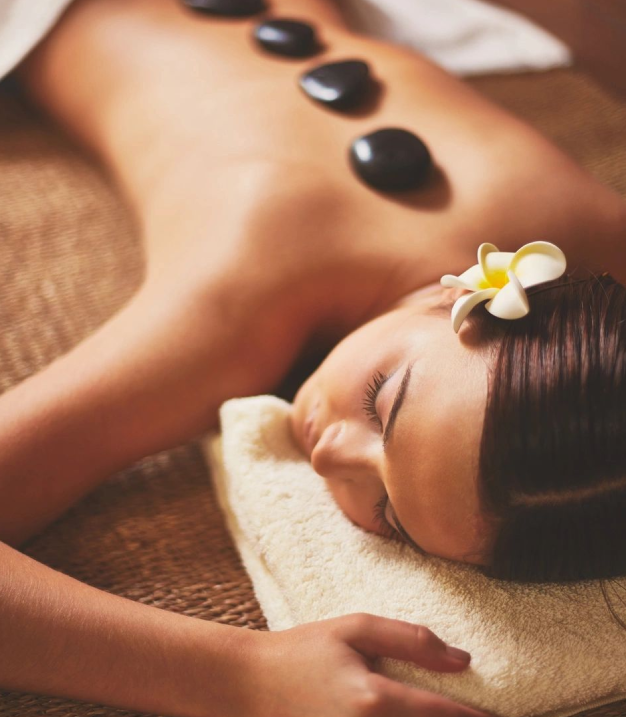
[{"left": 445, "top": 645, "right": 471, "bottom": 662}]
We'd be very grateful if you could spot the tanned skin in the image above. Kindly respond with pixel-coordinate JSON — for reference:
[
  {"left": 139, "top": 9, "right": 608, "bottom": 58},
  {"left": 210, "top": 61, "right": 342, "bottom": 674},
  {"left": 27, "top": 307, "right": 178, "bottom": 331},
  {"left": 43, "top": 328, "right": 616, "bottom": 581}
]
[{"left": 0, "top": 1, "right": 624, "bottom": 714}]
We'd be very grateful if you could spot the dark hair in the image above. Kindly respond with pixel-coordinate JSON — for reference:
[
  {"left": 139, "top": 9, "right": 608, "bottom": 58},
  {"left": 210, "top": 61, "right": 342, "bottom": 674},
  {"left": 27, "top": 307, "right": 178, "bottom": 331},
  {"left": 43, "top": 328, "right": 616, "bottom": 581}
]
[{"left": 473, "top": 274, "right": 626, "bottom": 604}]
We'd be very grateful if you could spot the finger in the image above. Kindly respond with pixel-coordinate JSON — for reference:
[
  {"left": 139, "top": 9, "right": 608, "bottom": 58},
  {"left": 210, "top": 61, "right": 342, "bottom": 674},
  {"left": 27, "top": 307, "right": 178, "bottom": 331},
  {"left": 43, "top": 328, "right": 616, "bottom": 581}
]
[
  {"left": 365, "top": 673, "right": 493, "bottom": 717},
  {"left": 340, "top": 613, "right": 472, "bottom": 672}
]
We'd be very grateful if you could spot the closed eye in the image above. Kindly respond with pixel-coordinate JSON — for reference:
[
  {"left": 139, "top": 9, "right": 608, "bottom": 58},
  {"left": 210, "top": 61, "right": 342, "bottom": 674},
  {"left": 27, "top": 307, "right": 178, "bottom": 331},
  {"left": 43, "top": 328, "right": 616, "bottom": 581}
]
[
  {"left": 373, "top": 494, "right": 429, "bottom": 555},
  {"left": 372, "top": 494, "right": 397, "bottom": 539},
  {"left": 363, "top": 370, "right": 388, "bottom": 430}
]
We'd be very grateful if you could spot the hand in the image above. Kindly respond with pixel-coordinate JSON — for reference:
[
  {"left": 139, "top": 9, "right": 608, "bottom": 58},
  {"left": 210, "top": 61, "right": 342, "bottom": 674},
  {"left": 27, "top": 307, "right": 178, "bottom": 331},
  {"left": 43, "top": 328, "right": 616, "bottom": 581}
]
[{"left": 242, "top": 613, "right": 492, "bottom": 717}]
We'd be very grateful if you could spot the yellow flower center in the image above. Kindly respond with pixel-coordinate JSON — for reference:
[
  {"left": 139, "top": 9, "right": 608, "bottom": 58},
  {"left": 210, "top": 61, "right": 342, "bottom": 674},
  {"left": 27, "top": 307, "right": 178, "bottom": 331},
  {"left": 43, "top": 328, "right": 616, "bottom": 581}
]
[{"left": 484, "top": 268, "right": 510, "bottom": 289}]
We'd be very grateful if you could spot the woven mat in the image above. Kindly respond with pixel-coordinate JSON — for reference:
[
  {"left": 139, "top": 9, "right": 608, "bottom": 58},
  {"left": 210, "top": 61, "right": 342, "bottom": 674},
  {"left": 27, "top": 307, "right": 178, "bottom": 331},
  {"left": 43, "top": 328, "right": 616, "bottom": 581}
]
[{"left": 0, "top": 66, "right": 625, "bottom": 717}]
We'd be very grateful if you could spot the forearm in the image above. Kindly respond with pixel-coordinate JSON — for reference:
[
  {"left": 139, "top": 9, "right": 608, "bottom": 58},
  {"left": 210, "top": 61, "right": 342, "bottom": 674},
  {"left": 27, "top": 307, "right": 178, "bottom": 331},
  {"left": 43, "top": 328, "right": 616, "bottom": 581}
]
[{"left": 0, "top": 540, "right": 256, "bottom": 717}]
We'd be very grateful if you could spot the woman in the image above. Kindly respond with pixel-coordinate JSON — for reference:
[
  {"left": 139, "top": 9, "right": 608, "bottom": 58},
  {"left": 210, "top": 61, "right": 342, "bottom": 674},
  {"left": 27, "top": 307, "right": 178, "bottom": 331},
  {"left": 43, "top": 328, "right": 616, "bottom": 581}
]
[{"left": 0, "top": 0, "right": 625, "bottom": 715}]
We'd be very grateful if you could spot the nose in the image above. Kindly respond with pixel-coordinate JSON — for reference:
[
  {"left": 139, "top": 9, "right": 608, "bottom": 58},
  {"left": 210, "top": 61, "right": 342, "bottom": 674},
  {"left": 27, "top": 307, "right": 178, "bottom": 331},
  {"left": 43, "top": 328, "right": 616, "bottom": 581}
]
[
  {"left": 310, "top": 418, "right": 387, "bottom": 535},
  {"left": 310, "top": 419, "right": 379, "bottom": 483}
]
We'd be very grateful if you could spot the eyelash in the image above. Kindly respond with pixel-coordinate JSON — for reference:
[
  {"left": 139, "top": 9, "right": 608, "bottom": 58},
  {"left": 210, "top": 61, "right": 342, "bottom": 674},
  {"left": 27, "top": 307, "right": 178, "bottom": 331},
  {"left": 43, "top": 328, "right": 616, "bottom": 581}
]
[
  {"left": 373, "top": 494, "right": 397, "bottom": 539},
  {"left": 363, "top": 370, "right": 387, "bottom": 430}
]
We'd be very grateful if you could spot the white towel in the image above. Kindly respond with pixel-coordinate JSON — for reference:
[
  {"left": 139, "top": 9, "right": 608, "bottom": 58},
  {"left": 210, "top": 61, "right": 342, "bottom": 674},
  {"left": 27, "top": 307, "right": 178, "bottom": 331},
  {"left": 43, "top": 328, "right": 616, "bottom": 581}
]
[
  {"left": 0, "top": 0, "right": 570, "bottom": 82},
  {"left": 203, "top": 395, "right": 626, "bottom": 717},
  {"left": 337, "top": 0, "right": 572, "bottom": 76}
]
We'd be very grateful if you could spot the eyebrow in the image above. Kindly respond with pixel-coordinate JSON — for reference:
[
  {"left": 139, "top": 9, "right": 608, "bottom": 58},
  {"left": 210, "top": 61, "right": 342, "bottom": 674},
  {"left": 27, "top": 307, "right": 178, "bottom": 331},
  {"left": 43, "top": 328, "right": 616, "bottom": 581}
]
[{"left": 382, "top": 363, "right": 413, "bottom": 448}]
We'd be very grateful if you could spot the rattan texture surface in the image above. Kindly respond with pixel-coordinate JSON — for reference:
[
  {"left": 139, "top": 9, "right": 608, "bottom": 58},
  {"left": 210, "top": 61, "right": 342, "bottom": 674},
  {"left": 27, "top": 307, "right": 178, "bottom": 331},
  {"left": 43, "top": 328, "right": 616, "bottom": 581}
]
[{"left": 0, "top": 66, "right": 625, "bottom": 717}]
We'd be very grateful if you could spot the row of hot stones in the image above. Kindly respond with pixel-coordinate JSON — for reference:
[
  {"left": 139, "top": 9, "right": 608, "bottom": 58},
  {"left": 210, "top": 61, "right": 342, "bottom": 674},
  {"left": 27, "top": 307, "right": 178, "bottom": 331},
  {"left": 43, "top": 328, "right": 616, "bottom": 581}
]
[{"left": 183, "top": 0, "right": 433, "bottom": 192}]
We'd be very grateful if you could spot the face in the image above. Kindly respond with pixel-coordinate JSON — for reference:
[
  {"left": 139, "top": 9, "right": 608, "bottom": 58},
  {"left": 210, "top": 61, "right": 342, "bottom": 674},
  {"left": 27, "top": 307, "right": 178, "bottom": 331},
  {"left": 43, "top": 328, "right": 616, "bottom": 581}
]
[{"left": 291, "top": 285, "right": 494, "bottom": 566}]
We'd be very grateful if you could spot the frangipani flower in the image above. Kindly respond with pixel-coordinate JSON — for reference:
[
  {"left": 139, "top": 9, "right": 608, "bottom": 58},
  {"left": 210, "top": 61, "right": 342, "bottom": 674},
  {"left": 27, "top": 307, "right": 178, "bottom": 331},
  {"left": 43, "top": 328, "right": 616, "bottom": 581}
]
[{"left": 440, "top": 241, "right": 567, "bottom": 333}]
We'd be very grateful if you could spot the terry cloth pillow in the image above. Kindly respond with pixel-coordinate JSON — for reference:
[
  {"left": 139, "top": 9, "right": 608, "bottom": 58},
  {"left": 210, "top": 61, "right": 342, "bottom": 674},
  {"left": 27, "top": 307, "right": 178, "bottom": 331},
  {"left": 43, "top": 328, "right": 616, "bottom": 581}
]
[{"left": 203, "top": 396, "right": 626, "bottom": 717}]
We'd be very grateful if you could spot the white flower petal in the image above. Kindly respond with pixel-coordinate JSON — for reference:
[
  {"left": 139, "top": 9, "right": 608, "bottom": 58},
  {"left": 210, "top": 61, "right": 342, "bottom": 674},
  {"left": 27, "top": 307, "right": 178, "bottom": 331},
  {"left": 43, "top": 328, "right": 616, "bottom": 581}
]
[
  {"left": 484, "top": 271, "right": 529, "bottom": 320},
  {"left": 509, "top": 241, "right": 567, "bottom": 288},
  {"left": 457, "top": 264, "right": 488, "bottom": 289},
  {"left": 451, "top": 288, "right": 498, "bottom": 333},
  {"left": 441, "top": 264, "right": 486, "bottom": 290},
  {"left": 477, "top": 243, "right": 499, "bottom": 281},
  {"left": 440, "top": 274, "right": 467, "bottom": 289}
]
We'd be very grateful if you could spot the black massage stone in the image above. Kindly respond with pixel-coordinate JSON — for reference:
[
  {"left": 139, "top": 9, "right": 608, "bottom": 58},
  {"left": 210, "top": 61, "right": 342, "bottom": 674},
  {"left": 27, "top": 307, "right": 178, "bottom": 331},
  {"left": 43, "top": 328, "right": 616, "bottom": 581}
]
[
  {"left": 299, "top": 60, "right": 371, "bottom": 110},
  {"left": 253, "top": 19, "right": 319, "bottom": 58},
  {"left": 183, "top": 0, "right": 266, "bottom": 16},
  {"left": 349, "top": 128, "right": 432, "bottom": 192}
]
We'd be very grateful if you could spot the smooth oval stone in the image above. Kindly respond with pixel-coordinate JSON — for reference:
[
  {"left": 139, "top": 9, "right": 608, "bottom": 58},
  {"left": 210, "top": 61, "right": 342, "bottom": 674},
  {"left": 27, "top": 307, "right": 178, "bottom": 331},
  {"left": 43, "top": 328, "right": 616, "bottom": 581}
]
[
  {"left": 182, "top": 0, "right": 265, "bottom": 17},
  {"left": 299, "top": 60, "right": 371, "bottom": 110},
  {"left": 349, "top": 128, "right": 432, "bottom": 192},
  {"left": 253, "top": 19, "right": 319, "bottom": 58}
]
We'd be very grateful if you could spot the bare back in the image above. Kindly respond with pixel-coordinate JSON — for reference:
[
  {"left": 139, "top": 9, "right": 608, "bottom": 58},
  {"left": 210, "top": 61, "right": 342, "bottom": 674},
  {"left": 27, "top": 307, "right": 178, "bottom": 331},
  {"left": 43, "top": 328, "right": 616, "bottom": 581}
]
[{"left": 24, "top": 0, "right": 626, "bottom": 345}]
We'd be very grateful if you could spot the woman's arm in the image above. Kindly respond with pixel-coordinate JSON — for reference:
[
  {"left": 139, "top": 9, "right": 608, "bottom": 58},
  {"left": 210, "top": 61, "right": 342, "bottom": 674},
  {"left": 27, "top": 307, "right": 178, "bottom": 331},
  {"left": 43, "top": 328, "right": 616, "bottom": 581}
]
[
  {"left": 0, "top": 539, "right": 488, "bottom": 717},
  {"left": 0, "top": 273, "right": 309, "bottom": 547},
  {"left": 0, "top": 540, "right": 255, "bottom": 716}
]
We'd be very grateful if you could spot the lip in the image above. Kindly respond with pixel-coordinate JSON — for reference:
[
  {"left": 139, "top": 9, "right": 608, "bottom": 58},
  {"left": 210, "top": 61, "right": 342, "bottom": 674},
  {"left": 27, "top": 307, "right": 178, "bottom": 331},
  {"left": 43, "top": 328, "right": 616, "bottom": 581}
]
[{"left": 302, "top": 399, "right": 321, "bottom": 456}]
